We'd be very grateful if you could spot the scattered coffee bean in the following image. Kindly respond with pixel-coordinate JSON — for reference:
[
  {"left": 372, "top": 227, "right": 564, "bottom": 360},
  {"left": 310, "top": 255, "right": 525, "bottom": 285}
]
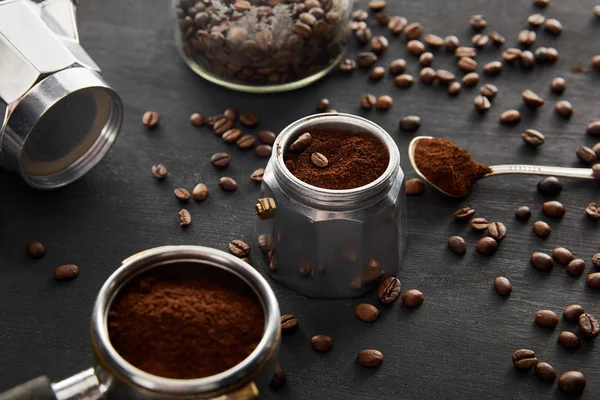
[
  {"left": 515, "top": 206, "right": 532, "bottom": 220},
  {"left": 545, "top": 48, "right": 559, "bottom": 63},
  {"left": 370, "top": 66, "right": 385, "bottom": 80},
  {"left": 270, "top": 363, "right": 286, "bottom": 387},
  {"left": 357, "top": 52, "right": 378, "bottom": 67},
  {"left": 388, "top": 16, "right": 407, "bottom": 35},
  {"left": 512, "top": 349, "right": 537, "bottom": 369},
  {"left": 479, "top": 84, "right": 498, "bottom": 99},
  {"left": 395, "top": 74, "right": 414, "bottom": 88},
  {"left": 462, "top": 72, "right": 479, "bottom": 87},
  {"left": 470, "top": 14, "right": 487, "bottom": 30},
  {"left": 375, "top": 12, "right": 390, "bottom": 25},
  {"left": 472, "top": 33, "right": 489, "bottom": 47},
  {"left": 579, "top": 313, "right": 600, "bottom": 337},
  {"left": 455, "top": 47, "right": 476, "bottom": 58},
  {"left": 178, "top": 209, "right": 191, "bottom": 227},
  {"left": 311, "top": 334, "right": 333, "bottom": 352},
  {"left": 389, "top": 59, "right": 407, "bottom": 75},
  {"left": 317, "top": 98, "right": 330, "bottom": 111},
  {"left": 552, "top": 247, "right": 574, "bottom": 265},
  {"left": 531, "top": 252, "right": 554, "bottom": 271},
  {"left": 487, "top": 222, "right": 507, "bottom": 241},
  {"left": 250, "top": 168, "right": 265, "bottom": 183},
  {"left": 503, "top": 48, "right": 522, "bottom": 63},
  {"left": 255, "top": 145, "right": 272, "bottom": 158},
  {"left": 407, "top": 40, "right": 425, "bottom": 56},
  {"left": 376, "top": 95, "right": 393, "bottom": 110},
  {"left": 236, "top": 134, "right": 256, "bottom": 150},
  {"left": 448, "top": 236, "right": 467, "bottom": 255},
  {"left": 290, "top": 133, "right": 312, "bottom": 152},
  {"left": 444, "top": 35, "right": 460, "bottom": 51},
  {"left": 532, "top": 221, "right": 551, "bottom": 238},
  {"left": 205, "top": 115, "right": 223, "bottom": 127},
  {"left": 211, "top": 152, "right": 231, "bottom": 168},
  {"left": 190, "top": 113, "right": 205, "bottom": 126},
  {"left": 522, "top": 129, "right": 545, "bottom": 147},
  {"left": 536, "top": 309, "right": 559, "bottom": 327},
  {"left": 213, "top": 117, "right": 233, "bottom": 135},
  {"left": 567, "top": 259, "right": 586, "bottom": 276},
  {"left": 588, "top": 121, "right": 600, "bottom": 136},
  {"left": 377, "top": 277, "right": 401, "bottom": 305},
  {"left": 521, "top": 50, "right": 536, "bottom": 69},
  {"left": 594, "top": 145, "right": 600, "bottom": 158},
  {"left": 142, "top": 111, "right": 159, "bottom": 128},
  {"left": 595, "top": 5, "right": 600, "bottom": 17},
  {"left": 454, "top": 207, "right": 475, "bottom": 221},
  {"left": 518, "top": 30, "right": 536, "bottom": 46},
  {"left": 151, "top": 164, "right": 167, "bottom": 180},
  {"left": 542, "top": 201, "right": 565, "bottom": 218},
  {"left": 470, "top": 217, "right": 489, "bottom": 231},
  {"left": 405, "top": 178, "right": 425, "bottom": 195},
  {"left": 25, "top": 241, "right": 45, "bottom": 259},
  {"left": 360, "top": 94, "right": 377, "bottom": 109},
  {"left": 545, "top": 18, "right": 563, "bottom": 35},
  {"left": 310, "top": 152, "right": 328, "bottom": 168},
  {"left": 448, "top": 82, "right": 462, "bottom": 95},
  {"left": 489, "top": 31, "right": 505, "bottom": 45},
  {"left": 576, "top": 146, "right": 597, "bottom": 164},
  {"left": 192, "top": 183, "right": 208, "bottom": 201},
  {"left": 174, "top": 188, "right": 190, "bottom": 202},
  {"left": 229, "top": 239, "right": 250, "bottom": 258},
  {"left": 535, "top": 362, "right": 557, "bottom": 382},
  {"left": 555, "top": 100, "right": 573, "bottom": 118},
  {"left": 352, "top": 9, "right": 368, "bottom": 21},
  {"left": 474, "top": 95, "right": 491, "bottom": 112},
  {"left": 528, "top": 13, "right": 546, "bottom": 26},
  {"left": 259, "top": 130, "right": 277, "bottom": 145},
  {"left": 368, "top": 0, "right": 386, "bottom": 11},
  {"left": 476, "top": 237, "right": 497, "bottom": 256},
  {"left": 593, "top": 253, "right": 600, "bottom": 268},
  {"left": 522, "top": 90, "right": 544, "bottom": 109},
  {"left": 588, "top": 272, "right": 600, "bottom": 287},
  {"left": 436, "top": 70, "right": 455, "bottom": 84},
  {"left": 534, "top": 46, "right": 549, "bottom": 63},
  {"left": 533, "top": 0, "right": 549, "bottom": 6},
  {"left": 370, "top": 36, "right": 389, "bottom": 54},
  {"left": 219, "top": 177, "right": 237, "bottom": 192},
  {"left": 419, "top": 67, "right": 436, "bottom": 84},
  {"left": 458, "top": 57, "right": 478, "bottom": 72},
  {"left": 537, "top": 177, "right": 562, "bottom": 195},
  {"left": 424, "top": 34, "right": 444, "bottom": 48},
  {"left": 357, "top": 349, "right": 384, "bottom": 368},
  {"left": 551, "top": 77, "right": 566, "bottom": 94},
  {"left": 500, "top": 110, "right": 521, "bottom": 124},
  {"left": 280, "top": 314, "right": 299, "bottom": 333},
  {"left": 239, "top": 112, "right": 259, "bottom": 127},
  {"left": 400, "top": 116, "right": 421, "bottom": 132},
  {"left": 53, "top": 264, "right": 79, "bottom": 280},
  {"left": 483, "top": 61, "right": 503, "bottom": 75},
  {"left": 339, "top": 59, "right": 357, "bottom": 72},
  {"left": 494, "top": 277, "right": 512, "bottom": 296},
  {"left": 223, "top": 108, "right": 237, "bottom": 121},
  {"left": 222, "top": 128, "right": 242, "bottom": 144},
  {"left": 419, "top": 52, "right": 434, "bottom": 66},
  {"left": 564, "top": 305, "right": 585, "bottom": 323},
  {"left": 559, "top": 371, "right": 586, "bottom": 395},
  {"left": 404, "top": 22, "right": 423, "bottom": 40},
  {"left": 594, "top": 55, "right": 600, "bottom": 69},
  {"left": 402, "top": 289, "right": 424, "bottom": 307},
  {"left": 355, "top": 303, "right": 379, "bottom": 322}
]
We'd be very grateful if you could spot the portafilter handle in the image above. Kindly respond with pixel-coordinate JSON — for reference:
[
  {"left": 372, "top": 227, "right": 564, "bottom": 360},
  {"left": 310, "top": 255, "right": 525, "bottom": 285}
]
[{"left": 0, "top": 369, "right": 104, "bottom": 400}]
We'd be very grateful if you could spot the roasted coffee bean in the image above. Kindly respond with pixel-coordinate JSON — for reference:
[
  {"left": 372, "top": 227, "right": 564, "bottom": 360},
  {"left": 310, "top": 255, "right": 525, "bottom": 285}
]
[
  {"left": 357, "top": 52, "right": 378, "bottom": 67},
  {"left": 142, "top": 111, "right": 159, "bottom": 128},
  {"left": 339, "top": 59, "right": 357, "bottom": 72},
  {"left": 535, "top": 309, "right": 559, "bottom": 327},
  {"left": 419, "top": 67, "right": 436, "bottom": 84},
  {"left": 588, "top": 121, "right": 600, "bottom": 136},
  {"left": 503, "top": 48, "right": 522, "bottom": 63},
  {"left": 476, "top": 237, "right": 497, "bottom": 256},
  {"left": 500, "top": 110, "right": 521, "bottom": 124},
  {"left": 219, "top": 177, "right": 237, "bottom": 192},
  {"left": 376, "top": 95, "right": 393, "bottom": 110},
  {"left": 494, "top": 277, "right": 512, "bottom": 296},
  {"left": 311, "top": 334, "right": 333, "bottom": 352},
  {"left": 190, "top": 113, "right": 205, "bottom": 126},
  {"left": 352, "top": 9, "right": 368, "bottom": 21},
  {"left": 448, "top": 236, "right": 467, "bottom": 255},
  {"left": 424, "top": 34, "right": 444, "bottom": 48},
  {"left": 404, "top": 22, "right": 422, "bottom": 40},
  {"left": 310, "top": 152, "right": 328, "bottom": 168},
  {"left": 399, "top": 116, "right": 421, "bottom": 132},
  {"left": 458, "top": 57, "right": 477, "bottom": 72},
  {"left": 444, "top": 35, "right": 460, "bottom": 51},
  {"left": 258, "top": 130, "right": 277, "bottom": 145},
  {"left": 388, "top": 16, "right": 407, "bottom": 35},
  {"left": 546, "top": 47, "right": 559, "bottom": 63},
  {"left": 563, "top": 305, "right": 585, "bottom": 324},
  {"left": 531, "top": 252, "right": 554, "bottom": 271},
  {"left": 470, "top": 217, "right": 489, "bottom": 231},
  {"left": 459, "top": 74, "right": 478, "bottom": 89},
  {"left": 402, "top": 289, "right": 424, "bottom": 307},
  {"left": 542, "top": 201, "right": 565, "bottom": 218},
  {"left": 375, "top": 12, "right": 390, "bottom": 25},
  {"left": 576, "top": 146, "right": 597, "bottom": 164},
  {"left": 222, "top": 128, "right": 242, "bottom": 144},
  {"left": 368, "top": 0, "right": 386, "bottom": 11},
  {"left": 455, "top": 46, "right": 476, "bottom": 58},
  {"left": 436, "top": 70, "right": 455, "bottom": 84},
  {"left": 357, "top": 349, "right": 384, "bottom": 368},
  {"left": 479, "top": 84, "right": 498, "bottom": 99},
  {"left": 192, "top": 183, "right": 208, "bottom": 201},
  {"left": 520, "top": 51, "right": 535, "bottom": 69},
  {"left": 593, "top": 253, "right": 600, "bottom": 268},
  {"left": 151, "top": 164, "right": 167, "bottom": 180},
  {"left": 512, "top": 349, "right": 537, "bottom": 369},
  {"left": 223, "top": 108, "right": 237, "bottom": 122},
  {"left": 469, "top": 14, "right": 487, "bottom": 30},
  {"left": 515, "top": 206, "right": 532, "bottom": 220},
  {"left": 594, "top": 55, "right": 600, "bottom": 69},
  {"left": 489, "top": 31, "right": 505, "bottom": 45},
  {"left": 53, "top": 264, "right": 79, "bottom": 280},
  {"left": 211, "top": 152, "right": 230, "bottom": 168},
  {"left": 518, "top": 30, "right": 536, "bottom": 46},
  {"left": 545, "top": 18, "right": 562, "bottom": 35},
  {"left": 454, "top": 207, "right": 475, "bottom": 221},
  {"left": 270, "top": 363, "right": 286, "bottom": 387},
  {"left": 250, "top": 168, "right": 264, "bottom": 183},
  {"left": 228, "top": 239, "right": 250, "bottom": 257},
  {"left": 370, "top": 36, "right": 389, "bottom": 54},
  {"left": 537, "top": 176, "right": 562, "bottom": 195},
  {"left": 579, "top": 313, "right": 600, "bottom": 337},
  {"left": 588, "top": 272, "right": 600, "bottom": 287},
  {"left": 25, "top": 241, "right": 45, "bottom": 259},
  {"left": 448, "top": 82, "right": 462, "bottom": 95},
  {"left": 178, "top": 209, "right": 192, "bottom": 227},
  {"left": 236, "top": 134, "right": 256, "bottom": 150},
  {"left": 280, "top": 314, "right": 299, "bottom": 333},
  {"left": 395, "top": 74, "right": 414, "bottom": 88},
  {"left": 377, "top": 277, "right": 401, "bottom": 305},
  {"left": 407, "top": 40, "right": 425, "bottom": 56},
  {"left": 528, "top": 13, "right": 546, "bottom": 26},
  {"left": 472, "top": 33, "right": 489, "bottom": 47},
  {"left": 588, "top": 203, "right": 600, "bottom": 219},
  {"left": 405, "top": 178, "right": 425, "bottom": 194},
  {"left": 474, "top": 95, "right": 491, "bottom": 112},
  {"left": 535, "top": 362, "right": 557, "bottom": 382},
  {"left": 533, "top": 0, "right": 549, "bottom": 6},
  {"left": 366, "top": 67, "right": 385, "bottom": 82},
  {"left": 389, "top": 59, "right": 407, "bottom": 75},
  {"left": 213, "top": 117, "right": 233, "bottom": 135},
  {"left": 534, "top": 46, "right": 549, "bottom": 63},
  {"left": 595, "top": 5, "right": 600, "bottom": 17},
  {"left": 316, "top": 98, "right": 330, "bottom": 111},
  {"left": 487, "top": 222, "right": 507, "bottom": 241},
  {"left": 355, "top": 303, "right": 379, "bottom": 322},
  {"left": 555, "top": 100, "right": 573, "bottom": 118},
  {"left": 522, "top": 90, "right": 544, "bottom": 109},
  {"left": 559, "top": 371, "right": 586, "bottom": 395},
  {"left": 567, "top": 259, "right": 586, "bottom": 276},
  {"left": 552, "top": 247, "right": 574, "bottom": 265},
  {"left": 360, "top": 94, "right": 377, "bottom": 109},
  {"left": 205, "top": 115, "right": 223, "bottom": 127},
  {"left": 239, "top": 112, "right": 259, "bottom": 127},
  {"left": 483, "top": 61, "right": 502, "bottom": 75},
  {"left": 255, "top": 145, "right": 272, "bottom": 158},
  {"left": 532, "top": 221, "right": 551, "bottom": 238},
  {"left": 551, "top": 77, "right": 566, "bottom": 94},
  {"left": 419, "top": 52, "right": 434, "bottom": 66},
  {"left": 174, "top": 188, "right": 190, "bottom": 202},
  {"left": 522, "top": 129, "right": 545, "bottom": 147},
  {"left": 290, "top": 132, "right": 312, "bottom": 152},
  {"left": 594, "top": 145, "right": 600, "bottom": 158}
]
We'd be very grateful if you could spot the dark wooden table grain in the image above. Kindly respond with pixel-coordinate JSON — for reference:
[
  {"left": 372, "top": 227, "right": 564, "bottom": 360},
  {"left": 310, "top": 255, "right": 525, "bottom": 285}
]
[{"left": 1, "top": 0, "right": 600, "bottom": 398}]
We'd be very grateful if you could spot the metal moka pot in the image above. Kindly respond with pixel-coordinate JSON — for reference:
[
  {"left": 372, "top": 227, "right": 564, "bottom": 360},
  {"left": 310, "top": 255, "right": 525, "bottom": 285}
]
[
  {"left": 0, "top": 0, "right": 123, "bottom": 190},
  {"left": 254, "top": 113, "right": 407, "bottom": 298},
  {"left": 0, "top": 246, "right": 281, "bottom": 399}
]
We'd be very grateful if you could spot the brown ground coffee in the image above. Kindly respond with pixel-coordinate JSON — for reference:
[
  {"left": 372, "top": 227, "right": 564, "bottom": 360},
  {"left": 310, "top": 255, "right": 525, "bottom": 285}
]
[
  {"left": 284, "top": 131, "right": 389, "bottom": 190},
  {"left": 414, "top": 138, "right": 491, "bottom": 197},
  {"left": 108, "top": 265, "right": 264, "bottom": 379}
]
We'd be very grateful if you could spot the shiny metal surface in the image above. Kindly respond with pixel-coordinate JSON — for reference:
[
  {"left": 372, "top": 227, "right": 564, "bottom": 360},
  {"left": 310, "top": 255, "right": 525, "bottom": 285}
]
[
  {"left": 255, "top": 113, "right": 407, "bottom": 298},
  {"left": 52, "top": 368, "right": 105, "bottom": 400}
]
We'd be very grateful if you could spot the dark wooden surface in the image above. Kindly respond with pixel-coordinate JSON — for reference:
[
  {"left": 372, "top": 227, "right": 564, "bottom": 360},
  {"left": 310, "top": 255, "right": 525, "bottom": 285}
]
[{"left": 1, "top": 0, "right": 600, "bottom": 398}]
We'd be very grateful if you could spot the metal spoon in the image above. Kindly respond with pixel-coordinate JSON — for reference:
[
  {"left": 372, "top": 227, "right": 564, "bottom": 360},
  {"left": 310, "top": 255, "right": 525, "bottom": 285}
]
[{"left": 408, "top": 136, "right": 596, "bottom": 197}]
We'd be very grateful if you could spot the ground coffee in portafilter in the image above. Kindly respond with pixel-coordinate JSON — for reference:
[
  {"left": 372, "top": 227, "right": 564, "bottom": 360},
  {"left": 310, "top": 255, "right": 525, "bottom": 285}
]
[
  {"left": 284, "top": 131, "right": 389, "bottom": 190},
  {"left": 108, "top": 264, "right": 264, "bottom": 379},
  {"left": 414, "top": 138, "right": 491, "bottom": 197}
]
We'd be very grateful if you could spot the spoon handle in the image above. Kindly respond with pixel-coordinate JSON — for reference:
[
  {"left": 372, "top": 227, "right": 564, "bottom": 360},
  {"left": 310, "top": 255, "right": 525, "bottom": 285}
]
[{"left": 489, "top": 165, "right": 596, "bottom": 180}]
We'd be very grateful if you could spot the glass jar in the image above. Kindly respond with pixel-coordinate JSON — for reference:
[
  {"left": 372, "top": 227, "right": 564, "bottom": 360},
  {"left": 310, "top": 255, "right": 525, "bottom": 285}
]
[{"left": 173, "top": 0, "right": 353, "bottom": 93}]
